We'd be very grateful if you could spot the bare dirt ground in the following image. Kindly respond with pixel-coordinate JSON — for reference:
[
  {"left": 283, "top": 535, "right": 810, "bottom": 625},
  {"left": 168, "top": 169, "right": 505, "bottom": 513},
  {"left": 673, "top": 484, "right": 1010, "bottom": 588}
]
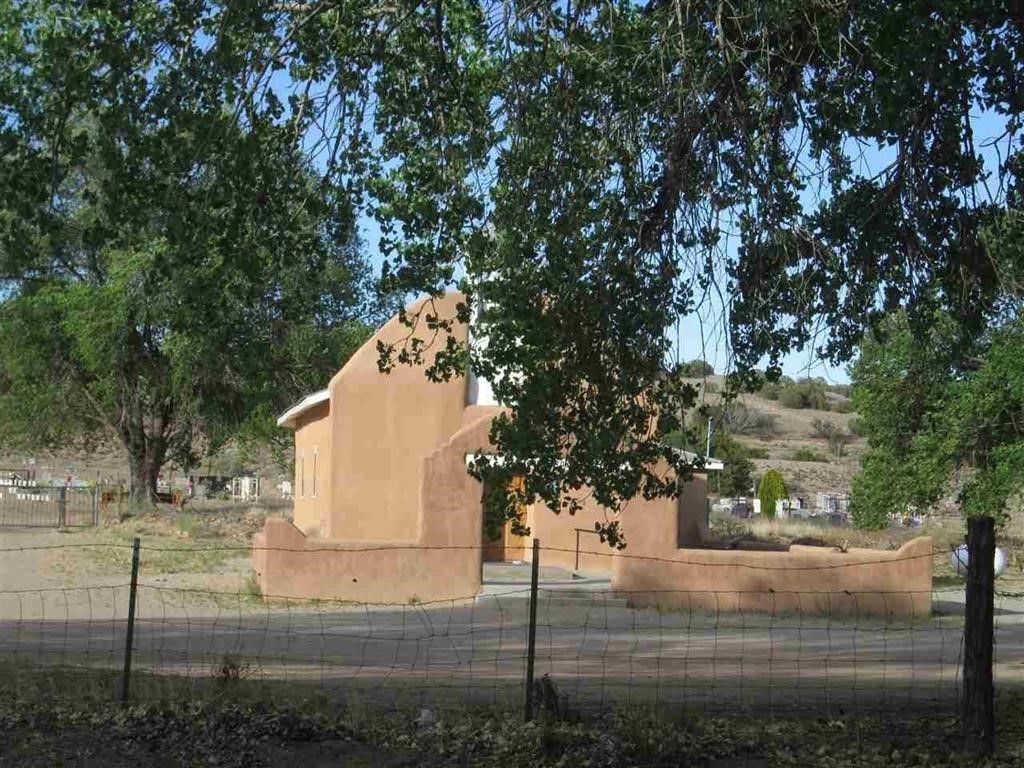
[
  {"left": 0, "top": 505, "right": 282, "bottom": 613},
  {"left": 2, "top": 514, "right": 1023, "bottom": 715}
]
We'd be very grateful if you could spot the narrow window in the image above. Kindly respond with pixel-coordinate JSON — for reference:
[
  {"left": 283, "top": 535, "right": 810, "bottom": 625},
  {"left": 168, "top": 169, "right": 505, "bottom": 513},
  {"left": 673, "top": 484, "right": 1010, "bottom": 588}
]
[
  {"left": 312, "top": 448, "right": 319, "bottom": 499},
  {"left": 299, "top": 451, "right": 305, "bottom": 498}
]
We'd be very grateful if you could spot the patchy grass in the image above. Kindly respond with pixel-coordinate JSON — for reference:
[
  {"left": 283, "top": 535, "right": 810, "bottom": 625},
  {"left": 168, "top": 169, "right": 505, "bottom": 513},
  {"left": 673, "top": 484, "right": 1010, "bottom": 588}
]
[
  {"left": 84, "top": 530, "right": 242, "bottom": 576},
  {"left": 51, "top": 511, "right": 254, "bottom": 578},
  {"left": 242, "top": 571, "right": 263, "bottom": 602},
  {"left": 787, "top": 447, "right": 829, "bottom": 462}
]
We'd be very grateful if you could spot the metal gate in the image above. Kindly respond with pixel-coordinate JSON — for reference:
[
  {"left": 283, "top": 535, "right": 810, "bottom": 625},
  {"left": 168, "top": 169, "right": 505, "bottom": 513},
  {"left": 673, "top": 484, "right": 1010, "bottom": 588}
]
[{"left": 0, "top": 483, "right": 99, "bottom": 528}]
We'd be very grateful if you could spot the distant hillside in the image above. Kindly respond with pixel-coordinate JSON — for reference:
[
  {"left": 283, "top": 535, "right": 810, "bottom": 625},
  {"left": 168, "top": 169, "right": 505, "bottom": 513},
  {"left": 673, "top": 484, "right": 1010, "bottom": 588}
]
[
  {"left": 0, "top": 441, "right": 291, "bottom": 497},
  {"left": 683, "top": 375, "right": 862, "bottom": 501},
  {"left": 1, "top": 376, "right": 862, "bottom": 503}
]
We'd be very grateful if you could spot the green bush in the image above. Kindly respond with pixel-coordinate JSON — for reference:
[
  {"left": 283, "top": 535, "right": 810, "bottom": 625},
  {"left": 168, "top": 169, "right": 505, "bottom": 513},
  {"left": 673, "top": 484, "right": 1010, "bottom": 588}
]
[
  {"left": 758, "top": 375, "right": 795, "bottom": 400},
  {"left": 757, "top": 469, "right": 787, "bottom": 518},
  {"left": 708, "top": 432, "right": 755, "bottom": 496},
  {"left": 679, "top": 358, "right": 715, "bottom": 377},
  {"left": 777, "top": 378, "right": 829, "bottom": 409},
  {"left": 848, "top": 416, "right": 865, "bottom": 437},
  {"left": 830, "top": 398, "right": 855, "bottom": 413},
  {"left": 788, "top": 448, "right": 828, "bottom": 462}
]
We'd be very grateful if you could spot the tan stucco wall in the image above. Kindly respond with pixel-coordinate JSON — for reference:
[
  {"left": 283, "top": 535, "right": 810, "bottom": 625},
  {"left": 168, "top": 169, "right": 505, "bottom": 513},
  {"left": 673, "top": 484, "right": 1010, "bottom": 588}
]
[
  {"left": 527, "top": 496, "right": 618, "bottom": 574},
  {"left": 254, "top": 413, "right": 496, "bottom": 602},
  {"left": 611, "top": 488, "right": 933, "bottom": 617},
  {"left": 291, "top": 401, "right": 331, "bottom": 537},
  {"left": 525, "top": 474, "right": 708, "bottom": 574},
  {"left": 253, "top": 519, "right": 481, "bottom": 603},
  {"left": 325, "top": 293, "right": 470, "bottom": 540}
]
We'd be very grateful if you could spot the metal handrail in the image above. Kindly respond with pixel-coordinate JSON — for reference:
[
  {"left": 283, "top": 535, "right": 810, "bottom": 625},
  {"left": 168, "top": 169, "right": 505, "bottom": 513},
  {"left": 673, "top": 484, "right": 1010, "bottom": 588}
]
[{"left": 574, "top": 527, "right": 601, "bottom": 572}]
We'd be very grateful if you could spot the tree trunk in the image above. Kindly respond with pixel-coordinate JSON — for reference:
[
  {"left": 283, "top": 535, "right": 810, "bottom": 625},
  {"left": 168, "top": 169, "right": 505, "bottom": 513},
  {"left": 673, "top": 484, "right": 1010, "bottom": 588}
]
[
  {"left": 122, "top": 416, "right": 168, "bottom": 512},
  {"left": 962, "top": 515, "right": 995, "bottom": 757},
  {"left": 127, "top": 450, "right": 162, "bottom": 511}
]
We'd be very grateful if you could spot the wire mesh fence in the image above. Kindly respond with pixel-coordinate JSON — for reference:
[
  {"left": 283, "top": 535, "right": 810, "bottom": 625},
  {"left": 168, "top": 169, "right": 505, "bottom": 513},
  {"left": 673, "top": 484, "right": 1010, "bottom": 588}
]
[{"left": 2, "top": 540, "right": 1021, "bottom": 719}]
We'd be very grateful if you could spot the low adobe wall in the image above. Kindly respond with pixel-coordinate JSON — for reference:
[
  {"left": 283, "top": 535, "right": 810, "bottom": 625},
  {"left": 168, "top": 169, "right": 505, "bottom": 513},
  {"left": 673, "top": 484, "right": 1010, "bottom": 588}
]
[
  {"left": 611, "top": 538, "right": 934, "bottom": 617},
  {"left": 253, "top": 519, "right": 480, "bottom": 603},
  {"left": 611, "top": 486, "right": 933, "bottom": 617},
  {"left": 254, "top": 412, "right": 495, "bottom": 603}
]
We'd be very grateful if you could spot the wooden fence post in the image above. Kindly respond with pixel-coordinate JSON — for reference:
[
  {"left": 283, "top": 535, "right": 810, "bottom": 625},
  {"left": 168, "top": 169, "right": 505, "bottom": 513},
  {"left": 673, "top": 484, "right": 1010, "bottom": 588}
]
[
  {"left": 524, "top": 538, "right": 540, "bottom": 723},
  {"left": 120, "top": 537, "right": 141, "bottom": 706},
  {"left": 962, "top": 515, "right": 995, "bottom": 756}
]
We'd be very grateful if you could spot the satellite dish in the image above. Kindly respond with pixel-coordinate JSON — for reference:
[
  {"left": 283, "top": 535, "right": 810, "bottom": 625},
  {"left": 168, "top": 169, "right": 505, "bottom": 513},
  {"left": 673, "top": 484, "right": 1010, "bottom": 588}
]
[{"left": 952, "top": 545, "right": 1008, "bottom": 578}]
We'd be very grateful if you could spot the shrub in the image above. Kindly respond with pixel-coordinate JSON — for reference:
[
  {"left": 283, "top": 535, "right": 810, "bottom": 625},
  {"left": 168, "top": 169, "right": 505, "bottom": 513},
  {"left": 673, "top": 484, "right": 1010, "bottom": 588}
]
[
  {"left": 850, "top": 452, "right": 902, "bottom": 529},
  {"left": 703, "top": 431, "right": 755, "bottom": 496},
  {"left": 757, "top": 469, "right": 787, "bottom": 519},
  {"left": 709, "top": 514, "right": 752, "bottom": 539},
  {"left": 702, "top": 402, "right": 777, "bottom": 439},
  {"left": 848, "top": 416, "right": 865, "bottom": 437},
  {"left": 788, "top": 448, "right": 828, "bottom": 462},
  {"left": 758, "top": 375, "right": 795, "bottom": 401},
  {"left": 810, "top": 418, "right": 852, "bottom": 458},
  {"left": 176, "top": 513, "right": 196, "bottom": 537},
  {"left": 717, "top": 454, "right": 755, "bottom": 497},
  {"left": 679, "top": 358, "right": 715, "bottom": 377},
  {"left": 809, "top": 417, "right": 839, "bottom": 439},
  {"left": 242, "top": 572, "right": 263, "bottom": 601},
  {"left": 777, "top": 378, "right": 829, "bottom": 409},
  {"left": 830, "top": 398, "right": 855, "bottom": 413}
]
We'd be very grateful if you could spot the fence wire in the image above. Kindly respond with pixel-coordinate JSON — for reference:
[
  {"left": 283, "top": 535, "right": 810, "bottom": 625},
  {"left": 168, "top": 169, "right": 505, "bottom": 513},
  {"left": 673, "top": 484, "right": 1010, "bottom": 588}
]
[{"left": 2, "top": 541, "right": 1021, "bottom": 717}]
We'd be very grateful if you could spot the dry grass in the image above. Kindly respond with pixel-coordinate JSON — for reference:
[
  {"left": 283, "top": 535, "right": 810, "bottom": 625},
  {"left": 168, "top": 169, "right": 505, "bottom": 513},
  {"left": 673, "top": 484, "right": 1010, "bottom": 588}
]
[
  {"left": 43, "top": 506, "right": 286, "bottom": 583},
  {"left": 742, "top": 516, "right": 964, "bottom": 551}
]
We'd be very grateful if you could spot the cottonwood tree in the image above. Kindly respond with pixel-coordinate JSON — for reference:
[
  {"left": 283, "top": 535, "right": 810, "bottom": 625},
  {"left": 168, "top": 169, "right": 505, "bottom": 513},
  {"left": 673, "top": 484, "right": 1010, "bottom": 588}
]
[
  {"left": 0, "top": 2, "right": 378, "bottom": 506},
  {"left": 851, "top": 214, "right": 1024, "bottom": 529},
  {"left": 254, "top": 0, "right": 1022, "bottom": 543},
  {"left": 8, "top": 2, "right": 1022, "bottom": 530}
]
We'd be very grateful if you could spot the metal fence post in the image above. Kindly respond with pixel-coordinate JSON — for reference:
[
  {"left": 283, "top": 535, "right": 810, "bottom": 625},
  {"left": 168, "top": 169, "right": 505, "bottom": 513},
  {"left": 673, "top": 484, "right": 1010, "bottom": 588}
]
[
  {"left": 962, "top": 516, "right": 995, "bottom": 756},
  {"left": 524, "top": 538, "right": 540, "bottom": 723},
  {"left": 91, "top": 486, "right": 99, "bottom": 527},
  {"left": 120, "top": 537, "right": 141, "bottom": 706},
  {"left": 57, "top": 486, "right": 67, "bottom": 529}
]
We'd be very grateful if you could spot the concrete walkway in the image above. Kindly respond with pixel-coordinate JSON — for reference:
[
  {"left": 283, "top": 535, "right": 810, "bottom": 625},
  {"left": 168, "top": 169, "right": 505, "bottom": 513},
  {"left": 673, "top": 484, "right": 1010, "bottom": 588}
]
[{"left": 481, "top": 561, "right": 611, "bottom": 597}]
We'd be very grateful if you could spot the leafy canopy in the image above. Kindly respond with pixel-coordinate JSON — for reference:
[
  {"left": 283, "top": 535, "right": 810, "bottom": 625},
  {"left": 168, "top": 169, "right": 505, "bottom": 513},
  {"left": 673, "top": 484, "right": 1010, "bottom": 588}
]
[
  {"left": 278, "top": 0, "right": 1024, "bottom": 539},
  {"left": 8, "top": 1, "right": 1023, "bottom": 529},
  {"left": 0, "top": 1, "right": 380, "bottom": 499},
  {"left": 850, "top": 216, "right": 1024, "bottom": 529}
]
